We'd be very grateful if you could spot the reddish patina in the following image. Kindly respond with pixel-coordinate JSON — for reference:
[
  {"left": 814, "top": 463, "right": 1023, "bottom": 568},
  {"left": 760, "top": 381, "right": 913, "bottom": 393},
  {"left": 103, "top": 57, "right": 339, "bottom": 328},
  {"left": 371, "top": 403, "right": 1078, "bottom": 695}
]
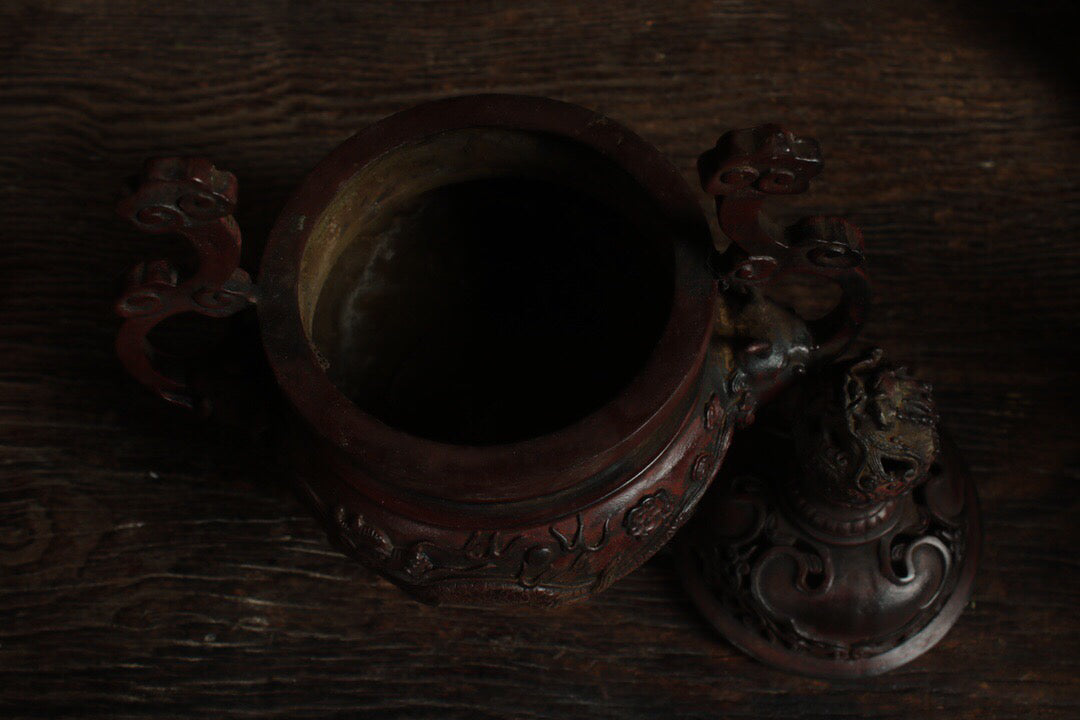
[
  {"left": 698, "top": 124, "right": 871, "bottom": 414},
  {"left": 115, "top": 96, "right": 867, "bottom": 606},
  {"left": 678, "top": 349, "right": 981, "bottom": 677},
  {"left": 115, "top": 157, "right": 257, "bottom": 411}
]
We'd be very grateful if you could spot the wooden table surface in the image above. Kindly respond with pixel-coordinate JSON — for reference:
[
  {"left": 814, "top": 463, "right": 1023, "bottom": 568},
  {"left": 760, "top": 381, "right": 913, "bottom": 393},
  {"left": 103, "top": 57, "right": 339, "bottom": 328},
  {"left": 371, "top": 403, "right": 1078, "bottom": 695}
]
[{"left": 2, "top": 1, "right": 1077, "bottom": 718}]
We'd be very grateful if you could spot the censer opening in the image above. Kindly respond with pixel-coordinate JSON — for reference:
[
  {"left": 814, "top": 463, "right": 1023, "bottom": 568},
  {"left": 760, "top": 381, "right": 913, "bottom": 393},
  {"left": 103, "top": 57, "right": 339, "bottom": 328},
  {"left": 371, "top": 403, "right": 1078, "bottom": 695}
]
[{"left": 302, "top": 129, "right": 675, "bottom": 445}]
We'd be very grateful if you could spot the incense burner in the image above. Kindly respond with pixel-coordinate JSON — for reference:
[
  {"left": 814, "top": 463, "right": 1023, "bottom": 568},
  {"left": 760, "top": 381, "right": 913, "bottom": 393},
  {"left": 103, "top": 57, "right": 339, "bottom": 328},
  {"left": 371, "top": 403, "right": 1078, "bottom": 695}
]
[{"left": 114, "top": 95, "right": 868, "bottom": 605}]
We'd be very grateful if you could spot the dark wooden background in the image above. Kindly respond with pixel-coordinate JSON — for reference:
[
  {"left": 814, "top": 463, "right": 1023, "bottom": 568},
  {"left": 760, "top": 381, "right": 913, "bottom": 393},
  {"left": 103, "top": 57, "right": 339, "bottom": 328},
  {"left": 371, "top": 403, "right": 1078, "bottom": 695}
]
[{"left": 2, "top": 1, "right": 1077, "bottom": 718}]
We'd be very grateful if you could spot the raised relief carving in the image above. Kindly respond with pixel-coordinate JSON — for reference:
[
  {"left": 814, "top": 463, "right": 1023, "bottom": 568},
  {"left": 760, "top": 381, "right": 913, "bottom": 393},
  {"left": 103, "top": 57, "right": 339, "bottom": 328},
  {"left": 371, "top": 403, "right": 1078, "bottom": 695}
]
[
  {"left": 333, "top": 505, "right": 394, "bottom": 561},
  {"left": 299, "top": 377, "right": 741, "bottom": 601},
  {"left": 624, "top": 490, "right": 675, "bottom": 540},
  {"left": 303, "top": 477, "right": 623, "bottom": 595},
  {"left": 681, "top": 349, "right": 980, "bottom": 676},
  {"left": 704, "top": 393, "right": 724, "bottom": 430},
  {"left": 797, "top": 347, "right": 939, "bottom": 507},
  {"left": 701, "top": 125, "right": 870, "bottom": 415},
  {"left": 403, "top": 542, "right": 436, "bottom": 578},
  {"left": 115, "top": 157, "right": 256, "bottom": 409}
]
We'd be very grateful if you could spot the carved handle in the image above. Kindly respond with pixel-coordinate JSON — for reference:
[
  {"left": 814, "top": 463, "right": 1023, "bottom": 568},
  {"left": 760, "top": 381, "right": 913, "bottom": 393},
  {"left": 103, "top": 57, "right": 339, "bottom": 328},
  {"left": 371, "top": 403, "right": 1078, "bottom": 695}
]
[
  {"left": 700, "top": 125, "right": 871, "bottom": 364},
  {"left": 115, "top": 157, "right": 257, "bottom": 411}
]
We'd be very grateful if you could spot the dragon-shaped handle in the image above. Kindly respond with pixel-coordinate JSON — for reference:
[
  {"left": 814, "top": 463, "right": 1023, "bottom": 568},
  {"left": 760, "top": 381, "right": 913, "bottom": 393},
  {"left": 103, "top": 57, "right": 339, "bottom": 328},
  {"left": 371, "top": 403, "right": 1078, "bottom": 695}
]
[
  {"left": 115, "top": 157, "right": 257, "bottom": 411},
  {"left": 700, "top": 125, "right": 872, "bottom": 419}
]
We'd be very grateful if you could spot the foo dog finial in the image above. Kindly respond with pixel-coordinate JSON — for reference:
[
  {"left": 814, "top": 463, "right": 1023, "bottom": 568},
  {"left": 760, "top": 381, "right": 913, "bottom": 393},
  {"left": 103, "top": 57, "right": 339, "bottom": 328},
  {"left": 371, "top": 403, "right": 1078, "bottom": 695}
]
[{"left": 795, "top": 348, "right": 941, "bottom": 525}]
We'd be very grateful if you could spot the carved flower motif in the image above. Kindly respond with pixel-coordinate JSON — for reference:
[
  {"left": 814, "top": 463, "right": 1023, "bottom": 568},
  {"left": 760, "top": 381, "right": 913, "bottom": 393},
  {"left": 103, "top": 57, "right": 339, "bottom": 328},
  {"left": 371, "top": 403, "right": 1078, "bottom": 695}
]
[
  {"left": 404, "top": 542, "right": 434, "bottom": 577},
  {"left": 624, "top": 490, "right": 674, "bottom": 540}
]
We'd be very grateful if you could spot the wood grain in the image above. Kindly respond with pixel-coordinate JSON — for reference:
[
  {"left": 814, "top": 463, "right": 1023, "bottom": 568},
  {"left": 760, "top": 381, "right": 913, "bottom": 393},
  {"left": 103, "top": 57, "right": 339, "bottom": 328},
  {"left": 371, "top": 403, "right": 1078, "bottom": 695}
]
[{"left": 1, "top": 1, "right": 1077, "bottom": 717}]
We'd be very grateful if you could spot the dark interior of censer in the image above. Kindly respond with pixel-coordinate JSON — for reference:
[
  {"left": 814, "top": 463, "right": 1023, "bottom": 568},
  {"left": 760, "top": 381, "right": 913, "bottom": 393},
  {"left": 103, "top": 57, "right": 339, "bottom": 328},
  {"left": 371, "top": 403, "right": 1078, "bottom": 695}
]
[{"left": 303, "top": 129, "right": 675, "bottom": 445}]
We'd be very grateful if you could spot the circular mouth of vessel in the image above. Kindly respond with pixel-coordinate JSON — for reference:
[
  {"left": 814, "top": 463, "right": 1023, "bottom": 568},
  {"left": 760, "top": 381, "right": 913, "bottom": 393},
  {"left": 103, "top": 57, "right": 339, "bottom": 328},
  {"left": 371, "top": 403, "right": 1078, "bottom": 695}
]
[
  {"left": 298, "top": 127, "right": 675, "bottom": 446},
  {"left": 261, "top": 95, "right": 715, "bottom": 504}
]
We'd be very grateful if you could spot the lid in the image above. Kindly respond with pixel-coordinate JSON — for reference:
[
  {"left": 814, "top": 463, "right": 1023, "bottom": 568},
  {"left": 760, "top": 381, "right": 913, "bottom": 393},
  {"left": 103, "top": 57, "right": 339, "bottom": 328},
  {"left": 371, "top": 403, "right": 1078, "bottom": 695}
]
[{"left": 675, "top": 349, "right": 981, "bottom": 677}]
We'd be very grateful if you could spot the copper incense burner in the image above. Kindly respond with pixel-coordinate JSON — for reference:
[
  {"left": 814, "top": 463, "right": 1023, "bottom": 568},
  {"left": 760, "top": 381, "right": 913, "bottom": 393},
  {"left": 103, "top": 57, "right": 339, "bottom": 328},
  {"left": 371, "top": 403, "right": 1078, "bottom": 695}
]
[{"left": 113, "top": 94, "right": 977, "bottom": 676}]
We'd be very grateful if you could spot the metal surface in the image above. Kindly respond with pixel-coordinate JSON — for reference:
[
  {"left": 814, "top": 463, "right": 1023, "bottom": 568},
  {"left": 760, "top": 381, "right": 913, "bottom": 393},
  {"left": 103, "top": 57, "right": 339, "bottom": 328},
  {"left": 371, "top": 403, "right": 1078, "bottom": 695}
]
[
  {"left": 255, "top": 95, "right": 730, "bottom": 605},
  {"left": 115, "top": 157, "right": 257, "bottom": 411},
  {"left": 113, "top": 99, "right": 871, "bottom": 606},
  {"left": 699, "top": 124, "right": 871, "bottom": 417},
  {"left": 678, "top": 349, "right": 981, "bottom": 677}
]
